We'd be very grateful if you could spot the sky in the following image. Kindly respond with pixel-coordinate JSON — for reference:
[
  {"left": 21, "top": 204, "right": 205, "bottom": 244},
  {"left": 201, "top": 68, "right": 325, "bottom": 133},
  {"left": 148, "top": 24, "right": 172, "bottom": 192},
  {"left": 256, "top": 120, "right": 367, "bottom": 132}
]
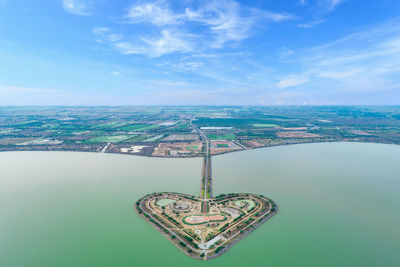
[{"left": 0, "top": 0, "right": 400, "bottom": 105}]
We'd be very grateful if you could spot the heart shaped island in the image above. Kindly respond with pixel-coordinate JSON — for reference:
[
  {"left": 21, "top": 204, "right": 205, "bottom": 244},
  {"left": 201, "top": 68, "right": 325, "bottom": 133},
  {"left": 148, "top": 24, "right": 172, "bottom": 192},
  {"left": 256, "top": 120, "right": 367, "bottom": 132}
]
[{"left": 135, "top": 125, "right": 277, "bottom": 260}]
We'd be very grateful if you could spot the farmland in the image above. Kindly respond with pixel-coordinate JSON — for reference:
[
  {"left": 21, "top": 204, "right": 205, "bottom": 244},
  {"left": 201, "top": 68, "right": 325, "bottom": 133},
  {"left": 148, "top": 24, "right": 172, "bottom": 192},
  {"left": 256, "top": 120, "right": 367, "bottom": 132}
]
[{"left": 1, "top": 106, "right": 400, "bottom": 157}]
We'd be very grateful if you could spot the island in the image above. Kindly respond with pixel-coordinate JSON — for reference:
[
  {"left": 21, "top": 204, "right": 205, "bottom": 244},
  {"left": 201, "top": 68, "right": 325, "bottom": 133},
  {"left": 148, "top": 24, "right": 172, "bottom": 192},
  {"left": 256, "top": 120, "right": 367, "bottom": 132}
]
[{"left": 135, "top": 127, "right": 277, "bottom": 260}]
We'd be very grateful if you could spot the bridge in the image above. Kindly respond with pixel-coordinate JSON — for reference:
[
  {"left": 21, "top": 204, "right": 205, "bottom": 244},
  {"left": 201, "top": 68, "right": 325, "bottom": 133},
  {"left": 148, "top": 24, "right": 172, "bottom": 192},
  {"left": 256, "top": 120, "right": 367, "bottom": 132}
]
[{"left": 191, "top": 121, "right": 213, "bottom": 213}]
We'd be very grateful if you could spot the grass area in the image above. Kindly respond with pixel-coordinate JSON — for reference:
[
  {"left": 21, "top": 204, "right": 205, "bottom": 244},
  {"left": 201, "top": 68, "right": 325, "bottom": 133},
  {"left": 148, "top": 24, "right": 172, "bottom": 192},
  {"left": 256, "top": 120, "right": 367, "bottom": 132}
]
[
  {"left": 252, "top": 124, "right": 278, "bottom": 128},
  {"left": 156, "top": 199, "right": 176, "bottom": 207},
  {"left": 83, "top": 135, "right": 133, "bottom": 143},
  {"left": 173, "top": 124, "right": 190, "bottom": 132},
  {"left": 95, "top": 122, "right": 128, "bottom": 129},
  {"left": 120, "top": 124, "right": 160, "bottom": 131},
  {"left": 123, "top": 135, "right": 150, "bottom": 142},
  {"left": 217, "top": 144, "right": 229, "bottom": 147},
  {"left": 144, "top": 135, "right": 164, "bottom": 142},
  {"left": 208, "top": 133, "right": 236, "bottom": 140},
  {"left": 15, "top": 120, "right": 39, "bottom": 125},
  {"left": 194, "top": 117, "right": 301, "bottom": 128},
  {"left": 186, "top": 145, "right": 199, "bottom": 150}
]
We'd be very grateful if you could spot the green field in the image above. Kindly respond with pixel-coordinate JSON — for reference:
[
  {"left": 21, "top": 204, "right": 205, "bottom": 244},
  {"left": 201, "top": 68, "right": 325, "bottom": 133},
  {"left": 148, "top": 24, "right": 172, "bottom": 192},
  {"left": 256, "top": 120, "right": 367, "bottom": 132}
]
[
  {"left": 208, "top": 133, "right": 236, "bottom": 140},
  {"left": 144, "top": 135, "right": 164, "bottom": 142},
  {"left": 120, "top": 124, "right": 160, "bottom": 132},
  {"left": 95, "top": 122, "right": 129, "bottom": 129},
  {"left": 84, "top": 135, "right": 133, "bottom": 143},
  {"left": 252, "top": 124, "right": 278, "bottom": 128},
  {"left": 123, "top": 135, "right": 150, "bottom": 142},
  {"left": 186, "top": 145, "right": 199, "bottom": 150}
]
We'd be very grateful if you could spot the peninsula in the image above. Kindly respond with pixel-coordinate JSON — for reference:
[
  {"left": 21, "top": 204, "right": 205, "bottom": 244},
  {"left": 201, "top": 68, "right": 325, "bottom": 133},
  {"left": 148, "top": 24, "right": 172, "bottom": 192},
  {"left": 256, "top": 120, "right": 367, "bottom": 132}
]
[{"left": 135, "top": 126, "right": 277, "bottom": 260}]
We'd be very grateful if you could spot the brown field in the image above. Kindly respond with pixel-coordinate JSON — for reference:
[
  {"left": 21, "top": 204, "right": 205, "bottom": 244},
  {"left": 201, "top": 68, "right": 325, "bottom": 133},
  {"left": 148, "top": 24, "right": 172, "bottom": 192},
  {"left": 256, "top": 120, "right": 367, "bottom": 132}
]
[
  {"left": 161, "top": 134, "right": 200, "bottom": 142},
  {"left": 210, "top": 140, "right": 242, "bottom": 154},
  {"left": 240, "top": 139, "right": 269, "bottom": 148},
  {"left": 183, "top": 214, "right": 226, "bottom": 225},
  {"left": 152, "top": 141, "right": 203, "bottom": 156},
  {"left": 281, "top": 127, "right": 308, "bottom": 131},
  {"left": 277, "top": 131, "right": 321, "bottom": 138}
]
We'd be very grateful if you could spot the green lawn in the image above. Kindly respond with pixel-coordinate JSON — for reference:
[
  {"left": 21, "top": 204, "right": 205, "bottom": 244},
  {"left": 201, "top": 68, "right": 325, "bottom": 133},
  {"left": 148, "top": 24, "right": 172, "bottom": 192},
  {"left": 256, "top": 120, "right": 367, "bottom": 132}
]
[
  {"left": 208, "top": 133, "right": 236, "bottom": 140},
  {"left": 186, "top": 145, "right": 199, "bottom": 150}
]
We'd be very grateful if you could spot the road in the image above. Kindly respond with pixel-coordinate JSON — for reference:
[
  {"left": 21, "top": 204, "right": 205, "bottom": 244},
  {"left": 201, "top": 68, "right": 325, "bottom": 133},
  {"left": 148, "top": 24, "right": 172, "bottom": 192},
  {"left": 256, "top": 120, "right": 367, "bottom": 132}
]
[
  {"left": 100, "top": 142, "right": 110, "bottom": 153},
  {"left": 191, "top": 121, "right": 212, "bottom": 200}
]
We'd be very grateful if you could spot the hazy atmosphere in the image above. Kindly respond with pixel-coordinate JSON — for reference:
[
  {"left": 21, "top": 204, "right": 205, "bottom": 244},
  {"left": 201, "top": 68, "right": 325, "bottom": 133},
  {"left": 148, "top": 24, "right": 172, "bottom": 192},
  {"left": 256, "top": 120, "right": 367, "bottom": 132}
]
[{"left": 1, "top": 0, "right": 400, "bottom": 105}]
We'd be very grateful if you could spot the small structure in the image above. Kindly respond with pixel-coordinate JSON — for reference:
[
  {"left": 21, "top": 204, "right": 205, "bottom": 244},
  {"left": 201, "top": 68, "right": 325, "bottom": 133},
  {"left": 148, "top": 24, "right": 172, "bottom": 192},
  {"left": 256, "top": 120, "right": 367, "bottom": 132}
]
[{"left": 198, "top": 236, "right": 222, "bottom": 250}]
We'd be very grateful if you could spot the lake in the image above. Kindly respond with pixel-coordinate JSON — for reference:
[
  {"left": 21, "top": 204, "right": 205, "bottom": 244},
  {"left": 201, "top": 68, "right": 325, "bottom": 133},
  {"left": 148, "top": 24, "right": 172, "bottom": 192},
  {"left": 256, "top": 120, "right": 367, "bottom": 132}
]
[{"left": 1, "top": 142, "right": 399, "bottom": 266}]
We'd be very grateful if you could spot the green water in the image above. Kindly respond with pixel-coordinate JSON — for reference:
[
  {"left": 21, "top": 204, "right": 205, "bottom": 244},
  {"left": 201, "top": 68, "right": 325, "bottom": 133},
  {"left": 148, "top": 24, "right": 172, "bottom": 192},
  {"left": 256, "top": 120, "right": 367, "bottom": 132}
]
[{"left": 0, "top": 143, "right": 399, "bottom": 266}]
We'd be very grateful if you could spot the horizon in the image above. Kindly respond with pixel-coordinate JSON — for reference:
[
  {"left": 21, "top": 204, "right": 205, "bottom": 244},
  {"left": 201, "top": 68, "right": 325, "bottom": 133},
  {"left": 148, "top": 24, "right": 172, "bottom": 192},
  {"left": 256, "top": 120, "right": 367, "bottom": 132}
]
[
  {"left": 1, "top": 104, "right": 400, "bottom": 107},
  {"left": 1, "top": 0, "right": 400, "bottom": 105}
]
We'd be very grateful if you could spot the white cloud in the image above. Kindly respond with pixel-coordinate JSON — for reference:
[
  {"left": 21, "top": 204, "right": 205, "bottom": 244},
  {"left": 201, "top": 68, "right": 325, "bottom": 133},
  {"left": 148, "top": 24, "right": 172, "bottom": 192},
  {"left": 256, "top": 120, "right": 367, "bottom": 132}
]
[
  {"left": 112, "top": 42, "right": 146, "bottom": 55},
  {"left": 141, "top": 30, "right": 193, "bottom": 57},
  {"left": 277, "top": 76, "right": 309, "bottom": 88},
  {"left": 126, "top": 0, "right": 181, "bottom": 26},
  {"left": 298, "top": 0, "right": 307, "bottom": 6},
  {"left": 184, "top": 1, "right": 293, "bottom": 48},
  {"left": 280, "top": 47, "right": 294, "bottom": 58},
  {"left": 326, "top": 0, "right": 346, "bottom": 11},
  {"left": 112, "top": 0, "right": 294, "bottom": 55},
  {"left": 318, "top": 0, "right": 347, "bottom": 13},
  {"left": 93, "top": 27, "right": 124, "bottom": 43},
  {"left": 203, "top": 3, "right": 254, "bottom": 48},
  {"left": 297, "top": 19, "right": 324, "bottom": 28},
  {"left": 149, "top": 80, "right": 193, "bottom": 87},
  {"left": 319, "top": 69, "right": 362, "bottom": 79},
  {"left": 263, "top": 11, "right": 294, "bottom": 22},
  {"left": 277, "top": 19, "right": 400, "bottom": 96},
  {"left": 93, "top": 27, "right": 109, "bottom": 35},
  {"left": 107, "top": 34, "right": 123, "bottom": 42},
  {"left": 112, "top": 30, "right": 193, "bottom": 57},
  {"left": 62, "top": 0, "right": 89, "bottom": 16}
]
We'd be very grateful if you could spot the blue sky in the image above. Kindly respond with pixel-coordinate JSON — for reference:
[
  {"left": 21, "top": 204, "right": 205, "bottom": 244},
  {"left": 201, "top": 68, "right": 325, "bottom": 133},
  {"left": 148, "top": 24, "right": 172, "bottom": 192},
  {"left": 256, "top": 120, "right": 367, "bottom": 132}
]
[{"left": 0, "top": 0, "right": 399, "bottom": 105}]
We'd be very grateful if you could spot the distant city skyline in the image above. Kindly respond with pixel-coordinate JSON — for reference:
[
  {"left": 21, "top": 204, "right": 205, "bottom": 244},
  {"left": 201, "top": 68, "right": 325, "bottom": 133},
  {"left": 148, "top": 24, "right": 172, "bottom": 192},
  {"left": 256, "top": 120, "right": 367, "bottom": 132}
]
[{"left": 0, "top": 0, "right": 399, "bottom": 105}]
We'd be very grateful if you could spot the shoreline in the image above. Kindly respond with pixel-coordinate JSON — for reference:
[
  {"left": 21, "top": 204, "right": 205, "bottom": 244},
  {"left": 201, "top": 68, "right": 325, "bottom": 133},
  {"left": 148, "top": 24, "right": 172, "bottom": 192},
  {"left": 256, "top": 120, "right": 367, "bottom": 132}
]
[
  {"left": 135, "top": 192, "right": 278, "bottom": 260},
  {"left": 1, "top": 140, "right": 399, "bottom": 158}
]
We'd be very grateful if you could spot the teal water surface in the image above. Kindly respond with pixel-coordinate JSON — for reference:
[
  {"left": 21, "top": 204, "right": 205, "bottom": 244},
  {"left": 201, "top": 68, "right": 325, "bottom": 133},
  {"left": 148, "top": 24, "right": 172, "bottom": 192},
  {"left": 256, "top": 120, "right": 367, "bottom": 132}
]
[{"left": 0, "top": 142, "right": 399, "bottom": 266}]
